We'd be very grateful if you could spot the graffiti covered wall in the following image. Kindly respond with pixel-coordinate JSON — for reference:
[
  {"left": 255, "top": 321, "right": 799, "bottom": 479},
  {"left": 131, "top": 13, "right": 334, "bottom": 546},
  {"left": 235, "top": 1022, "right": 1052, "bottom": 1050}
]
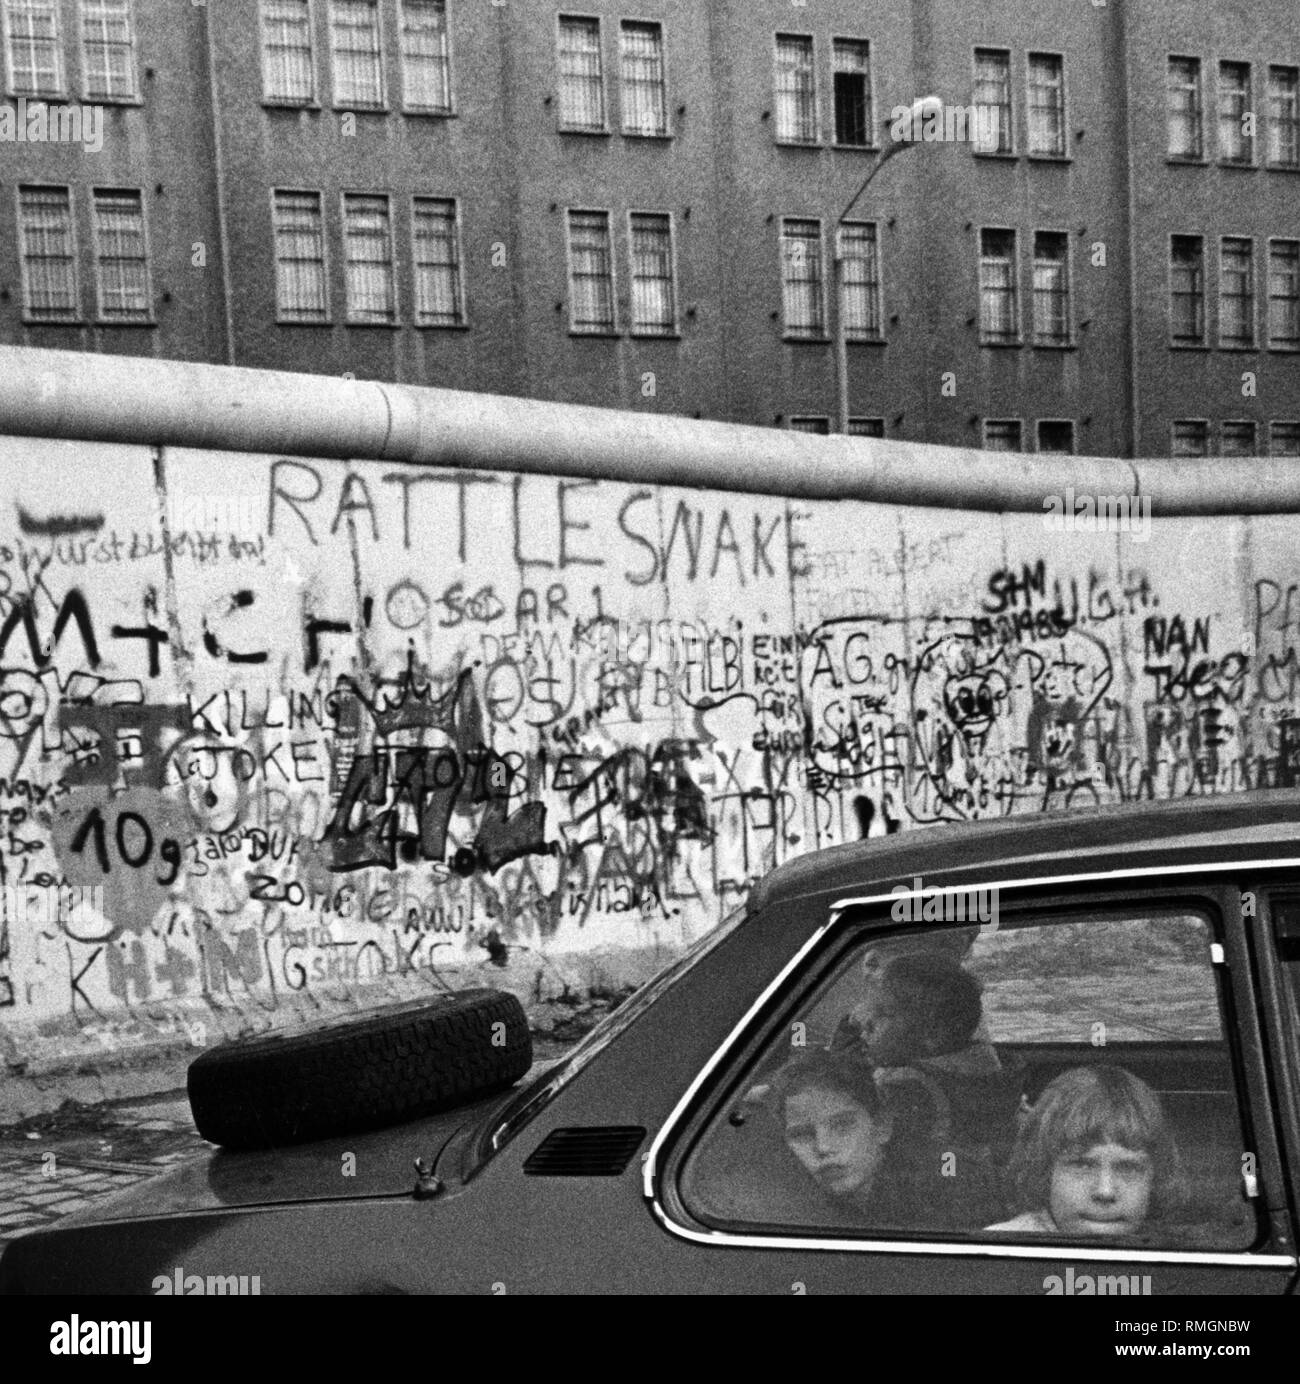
[{"left": 0, "top": 435, "right": 1294, "bottom": 1064}]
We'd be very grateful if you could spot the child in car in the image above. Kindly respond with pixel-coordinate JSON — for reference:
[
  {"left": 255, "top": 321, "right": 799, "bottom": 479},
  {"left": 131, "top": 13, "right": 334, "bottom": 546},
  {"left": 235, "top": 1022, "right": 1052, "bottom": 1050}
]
[
  {"left": 986, "top": 1065, "right": 1187, "bottom": 1237},
  {"left": 830, "top": 948, "right": 1021, "bottom": 1225}
]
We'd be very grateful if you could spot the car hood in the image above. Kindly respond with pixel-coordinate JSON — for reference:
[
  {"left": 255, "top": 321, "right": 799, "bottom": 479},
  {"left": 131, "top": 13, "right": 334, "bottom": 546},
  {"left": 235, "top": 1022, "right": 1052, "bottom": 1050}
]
[{"left": 54, "top": 1089, "right": 511, "bottom": 1228}]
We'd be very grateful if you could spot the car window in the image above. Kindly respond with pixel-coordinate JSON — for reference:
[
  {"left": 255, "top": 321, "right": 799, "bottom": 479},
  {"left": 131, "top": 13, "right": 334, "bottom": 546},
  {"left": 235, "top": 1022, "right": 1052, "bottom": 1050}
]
[
  {"left": 679, "top": 907, "right": 1257, "bottom": 1250},
  {"left": 478, "top": 899, "right": 751, "bottom": 1165}
]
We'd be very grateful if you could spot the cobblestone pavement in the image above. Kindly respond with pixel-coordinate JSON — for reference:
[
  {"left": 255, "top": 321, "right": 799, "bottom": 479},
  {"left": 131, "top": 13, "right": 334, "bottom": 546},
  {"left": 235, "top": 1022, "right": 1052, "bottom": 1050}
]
[{"left": 0, "top": 1093, "right": 209, "bottom": 1254}]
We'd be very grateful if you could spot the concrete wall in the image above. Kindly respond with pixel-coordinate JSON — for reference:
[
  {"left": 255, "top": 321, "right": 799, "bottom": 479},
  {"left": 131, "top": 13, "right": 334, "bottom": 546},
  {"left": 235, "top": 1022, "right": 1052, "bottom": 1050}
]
[{"left": 0, "top": 432, "right": 1295, "bottom": 1077}]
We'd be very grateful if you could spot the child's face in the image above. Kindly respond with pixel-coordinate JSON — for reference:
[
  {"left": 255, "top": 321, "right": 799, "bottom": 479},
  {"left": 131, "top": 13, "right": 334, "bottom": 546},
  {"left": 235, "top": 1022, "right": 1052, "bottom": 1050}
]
[
  {"left": 1048, "top": 1141, "right": 1154, "bottom": 1237},
  {"left": 850, "top": 980, "right": 921, "bottom": 1065},
  {"left": 784, "top": 1085, "right": 891, "bottom": 1197}
]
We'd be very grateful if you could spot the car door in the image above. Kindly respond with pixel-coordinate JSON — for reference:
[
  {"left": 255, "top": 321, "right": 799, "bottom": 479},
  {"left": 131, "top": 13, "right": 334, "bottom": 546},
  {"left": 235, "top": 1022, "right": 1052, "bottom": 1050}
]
[{"left": 651, "top": 874, "right": 1299, "bottom": 1294}]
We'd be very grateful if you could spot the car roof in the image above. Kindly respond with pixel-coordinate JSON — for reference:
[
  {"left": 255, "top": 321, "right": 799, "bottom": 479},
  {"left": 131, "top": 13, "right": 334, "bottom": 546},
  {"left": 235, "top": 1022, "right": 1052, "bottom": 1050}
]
[{"left": 746, "top": 788, "right": 1300, "bottom": 915}]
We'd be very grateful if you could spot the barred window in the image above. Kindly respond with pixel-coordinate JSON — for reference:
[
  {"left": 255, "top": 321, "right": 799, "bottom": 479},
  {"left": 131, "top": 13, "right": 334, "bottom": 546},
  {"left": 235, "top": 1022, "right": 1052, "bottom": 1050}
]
[
  {"left": 273, "top": 190, "right": 328, "bottom": 322},
  {"left": 840, "top": 221, "right": 880, "bottom": 340},
  {"left": 400, "top": 0, "right": 451, "bottom": 112},
  {"left": 413, "top": 196, "right": 464, "bottom": 326},
  {"left": 91, "top": 188, "right": 150, "bottom": 321},
  {"left": 331, "top": 0, "right": 383, "bottom": 108},
  {"left": 979, "top": 228, "right": 1018, "bottom": 343},
  {"left": 18, "top": 186, "right": 78, "bottom": 322},
  {"left": 1037, "top": 420, "right": 1074, "bottom": 455},
  {"left": 620, "top": 20, "right": 666, "bottom": 136},
  {"left": 775, "top": 34, "right": 817, "bottom": 143},
  {"left": 4, "top": 0, "right": 63, "bottom": 95},
  {"left": 343, "top": 192, "right": 395, "bottom": 322},
  {"left": 833, "top": 39, "right": 871, "bottom": 146},
  {"left": 262, "top": 0, "right": 314, "bottom": 103},
  {"left": 1221, "top": 421, "right": 1257, "bottom": 457},
  {"left": 558, "top": 15, "right": 604, "bottom": 132},
  {"left": 629, "top": 212, "right": 675, "bottom": 336},
  {"left": 1218, "top": 61, "right": 1252, "bottom": 163},
  {"left": 780, "top": 218, "right": 824, "bottom": 339},
  {"left": 1268, "top": 66, "right": 1300, "bottom": 168},
  {"left": 1270, "top": 422, "right": 1300, "bottom": 456},
  {"left": 567, "top": 209, "right": 615, "bottom": 333},
  {"left": 973, "top": 48, "right": 1012, "bottom": 154},
  {"left": 1171, "top": 420, "right": 1210, "bottom": 457},
  {"left": 1027, "top": 53, "right": 1065, "bottom": 156},
  {"left": 1169, "top": 235, "right": 1205, "bottom": 345},
  {"left": 983, "top": 420, "right": 1022, "bottom": 452},
  {"left": 789, "top": 416, "right": 830, "bottom": 435},
  {"left": 1032, "top": 231, "right": 1070, "bottom": 344},
  {"left": 1168, "top": 57, "right": 1203, "bottom": 158},
  {"left": 848, "top": 417, "right": 884, "bottom": 438},
  {"left": 81, "top": 0, "right": 134, "bottom": 99},
  {"left": 1219, "top": 237, "right": 1255, "bottom": 347},
  {"left": 1268, "top": 240, "right": 1300, "bottom": 349}
]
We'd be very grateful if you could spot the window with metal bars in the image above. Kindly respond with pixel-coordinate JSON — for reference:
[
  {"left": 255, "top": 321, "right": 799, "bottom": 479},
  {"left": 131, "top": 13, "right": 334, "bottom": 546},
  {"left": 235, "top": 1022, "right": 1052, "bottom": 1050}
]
[
  {"left": 848, "top": 417, "right": 884, "bottom": 438},
  {"left": 1221, "top": 421, "right": 1257, "bottom": 457},
  {"left": 1268, "top": 239, "right": 1300, "bottom": 349},
  {"left": 972, "top": 48, "right": 1012, "bottom": 154},
  {"left": 788, "top": 416, "right": 830, "bottom": 435},
  {"left": 567, "top": 209, "right": 615, "bottom": 333},
  {"left": 979, "top": 228, "right": 1018, "bottom": 343},
  {"left": 412, "top": 196, "right": 464, "bottom": 326},
  {"left": 91, "top": 188, "right": 150, "bottom": 321},
  {"left": 1169, "top": 236, "right": 1205, "bottom": 345},
  {"left": 1027, "top": 53, "right": 1065, "bottom": 156},
  {"left": 273, "top": 190, "right": 328, "bottom": 322},
  {"left": 343, "top": 193, "right": 395, "bottom": 322},
  {"left": 18, "top": 185, "right": 78, "bottom": 322},
  {"left": 1168, "top": 56, "right": 1203, "bottom": 158},
  {"left": 262, "top": 0, "right": 314, "bottom": 103},
  {"left": 1171, "top": 420, "right": 1210, "bottom": 457},
  {"left": 620, "top": 20, "right": 665, "bottom": 136},
  {"left": 4, "top": 0, "right": 62, "bottom": 95},
  {"left": 330, "top": 0, "right": 383, "bottom": 108},
  {"left": 401, "top": 0, "right": 450, "bottom": 112},
  {"left": 81, "top": 0, "right": 134, "bottom": 99},
  {"left": 840, "top": 221, "right": 880, "bottom": 340},
  {"left": 774, "top": 34, "right": 816, "bottom": 143},
  {"left": 1218, "top": 61, "right": 1253, "bottom": 163},
  {"left": 1268, "top": 66, "right": 1300, "bottom": 168},
  {"left": 629, "top": 212, "right": 674, "bottom": 336},
  {"left": 1032, "top": 231, "right": 1070, "bottom": 344},
  {"left": 833, "top": 39, "right": 870, "bottom": 146},
  {"left": 558, "top": 16, "right": 604, "bottom": 132},
  {"left": 1219, "top": 237, "right": 1255, "bottom": 347},
  {"left": 983, "top": 420, "right": 1022, "bottom": 452},
  {"left": 1271, "top": 422, "right": 1300, "bottom": 456},
  {"left": 780, "top": 218, "right": 824, "bottom": 338}
]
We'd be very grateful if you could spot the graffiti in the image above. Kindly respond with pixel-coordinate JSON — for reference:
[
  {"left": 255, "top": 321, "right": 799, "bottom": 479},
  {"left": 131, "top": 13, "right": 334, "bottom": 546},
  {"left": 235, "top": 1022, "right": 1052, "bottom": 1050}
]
[{"left": 3, "top": 436, "right": 1300, "bottom": 1065}]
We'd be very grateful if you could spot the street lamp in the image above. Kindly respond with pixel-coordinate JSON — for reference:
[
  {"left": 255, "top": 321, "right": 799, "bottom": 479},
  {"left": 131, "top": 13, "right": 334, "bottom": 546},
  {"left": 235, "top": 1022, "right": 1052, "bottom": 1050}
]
[{"left": 832, "top": 94, "right": 943, "bottom": 436}]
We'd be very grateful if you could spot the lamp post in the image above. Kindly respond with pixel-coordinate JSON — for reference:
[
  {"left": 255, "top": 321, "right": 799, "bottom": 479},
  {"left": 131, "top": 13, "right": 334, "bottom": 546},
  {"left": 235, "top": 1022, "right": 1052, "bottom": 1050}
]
[{"left": 832, "top": 95, "right": 943, "bottom": 436}]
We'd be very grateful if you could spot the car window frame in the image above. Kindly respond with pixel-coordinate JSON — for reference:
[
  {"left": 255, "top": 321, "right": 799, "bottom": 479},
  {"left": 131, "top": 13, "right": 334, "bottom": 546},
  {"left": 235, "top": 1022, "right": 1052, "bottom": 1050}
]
[{"left": 647, "top": 867, "right": 1298, "bottom": 1272}]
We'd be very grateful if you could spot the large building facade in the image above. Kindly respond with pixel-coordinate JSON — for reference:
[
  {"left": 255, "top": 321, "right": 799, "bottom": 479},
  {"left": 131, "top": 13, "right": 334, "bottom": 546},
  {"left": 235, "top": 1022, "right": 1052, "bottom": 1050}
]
[{"left": 0, "top": 0, "right": 1296, "bottom": 457}]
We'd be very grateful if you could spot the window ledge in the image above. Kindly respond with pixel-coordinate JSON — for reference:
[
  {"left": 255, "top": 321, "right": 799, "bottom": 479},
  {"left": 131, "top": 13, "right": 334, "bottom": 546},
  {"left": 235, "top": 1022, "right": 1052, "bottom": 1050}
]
[
  {"left": 1218, "top": 343, "right": 1259, "bottom": 352},
  {"left": 774, "top": 138, "right": 822, "bottom": 149},
  {"left": 1266, "top": 343, "right": 1300, "bottom": 353},
  {"left": 1027, "top": 152, "right": 1072, "bottom": 163},
  {"left": 1265, "top": 163, "right": 1300, "bottom": 174},
  {"left": 782, "top": 334, "right": 831, "bottom": 344},
  {"left": 1169, "top": 342, "right": 1211, "bottom": 351},
  {"left": 96, "top": 318, "right": 157, "bottom": 328},
  {"left": 569, "top": 329, "right": 621, "bottom": 339},
  {"left": 979, "top": 339, "right": 1023, "bottom": 348},
  {"left": 1166, "top": 155, "right": 1208, "bottom": 166},
  {"left": 629, "top": 330, "right": 681, "bottom": 341},
  {"left": 22, "top": 316, "right": 83, "bottom": 327},
  {"left": 1032, "top": 341, "right": 1077, "bottom": 350},
  {"left": 263, "top": 99, "right": 322, "bottom": 111},
  {"left": 972, "top": 150, "right": 1018, "bottom": 160},
  {"left": 84, "top": 94, "right": 142, "bottom": 107},
  {"left": 622, "top": 130, "right": 673, "bottom": 141},
  {"left": 404, "top": 107, "right": 457, "bottom": 119},
  {"left": 344, "top": 319, "right": 402, "bottom": 329},
  {"left": 832, "top": 142, "right": 881, "bottom": 153},
  {"left": 845, "top": 335, "right": 887, "bottom": 347},
  {"left": 559, "top": 126, "right": 612, "bottom": 137},
  {"left": 1218, "top": 159, "right": 1257, "bottom": 170},
  {"left": 331, "top": 103, "right": 390, "bottom": 115},
  {"left": 276, "top": 317, "right": 333, "bottom": 327}
]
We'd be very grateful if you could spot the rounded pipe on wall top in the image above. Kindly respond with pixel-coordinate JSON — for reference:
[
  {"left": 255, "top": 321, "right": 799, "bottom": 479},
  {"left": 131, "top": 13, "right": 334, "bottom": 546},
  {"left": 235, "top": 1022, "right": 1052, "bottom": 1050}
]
[{"left": 0, "top": 346, "right": 1295, "bottom": 517}]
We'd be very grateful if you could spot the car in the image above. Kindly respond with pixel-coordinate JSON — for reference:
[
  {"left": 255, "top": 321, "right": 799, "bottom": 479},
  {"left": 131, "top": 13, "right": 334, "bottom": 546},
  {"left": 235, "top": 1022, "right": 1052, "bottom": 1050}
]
[{"left": 2, "top": 789, "right": 1299, "bottom": 1295}]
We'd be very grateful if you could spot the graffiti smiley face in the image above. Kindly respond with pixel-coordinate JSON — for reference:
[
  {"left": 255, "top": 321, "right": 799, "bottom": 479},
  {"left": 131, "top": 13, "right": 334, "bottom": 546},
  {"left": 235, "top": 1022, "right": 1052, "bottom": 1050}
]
[{"left": 942, "top": 671, "right": 1008, "bottom": 738}]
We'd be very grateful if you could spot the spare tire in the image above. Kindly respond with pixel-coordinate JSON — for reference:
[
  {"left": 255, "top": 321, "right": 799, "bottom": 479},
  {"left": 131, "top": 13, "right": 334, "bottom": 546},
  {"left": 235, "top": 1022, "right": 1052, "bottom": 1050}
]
[{"left": 187, "top": 988, "right": 532, "bottom": 1149}]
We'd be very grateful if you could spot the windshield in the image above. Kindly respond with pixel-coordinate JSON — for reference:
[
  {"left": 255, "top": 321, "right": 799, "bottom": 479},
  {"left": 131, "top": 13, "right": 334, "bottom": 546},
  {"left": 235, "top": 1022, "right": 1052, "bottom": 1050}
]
[{"left": 472, "top": 901, "right": 752, "bottom": 1172}]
